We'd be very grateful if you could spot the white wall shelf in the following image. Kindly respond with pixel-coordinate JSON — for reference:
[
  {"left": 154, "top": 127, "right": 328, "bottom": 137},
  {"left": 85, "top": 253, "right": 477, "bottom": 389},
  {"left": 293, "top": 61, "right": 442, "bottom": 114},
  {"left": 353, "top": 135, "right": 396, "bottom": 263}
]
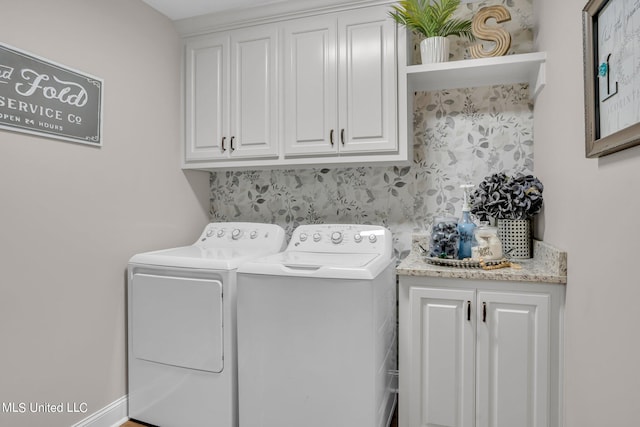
[{"left": 406, "top": 51, "right": 546, "bottom": 99}]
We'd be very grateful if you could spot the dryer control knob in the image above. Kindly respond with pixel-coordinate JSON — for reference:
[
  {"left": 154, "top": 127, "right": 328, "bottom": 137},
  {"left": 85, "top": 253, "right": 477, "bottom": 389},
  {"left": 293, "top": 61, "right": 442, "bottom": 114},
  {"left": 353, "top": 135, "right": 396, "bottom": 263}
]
[
  {"left": 368, "top": 234, "right": 377, "bottom": 243},
  {"left": 232, "top": 229, "right": 242, "bottom": 240},
  {"left": 217, "top": 229, "right": 225, "bottom": 237},
  {"left": 354, "top": 233, "right": 363, "bottom": 243},
  {"left": 206, "top": 229, "right": 215, "bottom": 237},
  {"left": 250, "top": 231, "right": 258, "bottom": 239},
  {"left": 313, "top": 233, "right": 322, "bottom": 242},
  {"left": 331, "top": 231, "right": 343, "bottom": 244},
  {"left": 299, "top": 233, "right": 308, "bottom": 242}
]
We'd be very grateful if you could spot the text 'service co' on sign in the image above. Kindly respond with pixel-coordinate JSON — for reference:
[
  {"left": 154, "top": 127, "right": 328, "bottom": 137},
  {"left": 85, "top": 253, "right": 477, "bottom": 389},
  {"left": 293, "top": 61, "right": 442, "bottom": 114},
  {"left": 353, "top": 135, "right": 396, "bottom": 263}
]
[{"left": 0, "top": 43, "right": 103, "bottom": 146}]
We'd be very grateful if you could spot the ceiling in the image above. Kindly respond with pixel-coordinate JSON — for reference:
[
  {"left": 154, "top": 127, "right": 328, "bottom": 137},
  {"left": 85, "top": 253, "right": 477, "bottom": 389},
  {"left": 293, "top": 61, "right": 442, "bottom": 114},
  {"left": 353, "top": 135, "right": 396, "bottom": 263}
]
[{"left": 141, "top": 0, "right": 288, "bottom": 20}]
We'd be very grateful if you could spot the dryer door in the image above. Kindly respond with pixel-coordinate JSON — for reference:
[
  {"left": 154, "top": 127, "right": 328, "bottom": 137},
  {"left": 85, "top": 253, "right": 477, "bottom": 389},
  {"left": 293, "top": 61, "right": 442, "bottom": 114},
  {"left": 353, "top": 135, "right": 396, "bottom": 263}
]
[{"left": 131, "top": 273, "right": 223, "bottom": 373}]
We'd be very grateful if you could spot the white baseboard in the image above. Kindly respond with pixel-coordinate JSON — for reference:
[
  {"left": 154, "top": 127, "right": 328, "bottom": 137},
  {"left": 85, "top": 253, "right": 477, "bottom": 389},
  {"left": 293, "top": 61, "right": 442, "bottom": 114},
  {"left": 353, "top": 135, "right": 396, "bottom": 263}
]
[{"left": 69, "top": 395, "right": 128, "bottom": 427}]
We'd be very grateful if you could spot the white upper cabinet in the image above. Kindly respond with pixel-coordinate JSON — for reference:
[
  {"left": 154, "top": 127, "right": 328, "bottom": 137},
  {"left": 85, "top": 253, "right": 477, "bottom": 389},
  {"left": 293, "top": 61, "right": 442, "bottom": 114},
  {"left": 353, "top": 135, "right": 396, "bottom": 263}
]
[
  {"left": 182, "top": 2, "right": 406, "bottom": 170},
  {"left": 338, "top": 8, "right": 397, "bottom": 154},
  {"left": 283, "top": 16, "right": 338, "bottom": 156},
  {"left": 184, "top": 25, "right": 278, "bottom": 163},
  {"left": 283, "top": 6, "right": 397, "bottom": 157},
  {"left": 184, "top": 34, "right": 229, "bottom": 161},
  {"left": 229, "top": 25, "right": 279, "bottom": 158}
]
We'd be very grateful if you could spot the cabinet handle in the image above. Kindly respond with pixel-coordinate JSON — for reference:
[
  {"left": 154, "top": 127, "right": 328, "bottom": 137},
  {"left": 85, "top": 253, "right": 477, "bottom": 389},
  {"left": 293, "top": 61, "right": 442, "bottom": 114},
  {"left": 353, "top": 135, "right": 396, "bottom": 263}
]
[
  {"left": 340, "top": 128, "right": 345, "bottom": 145},
  {"left": 330, "top": 129, "right": 334, "bottom": 146},
  {"left": 467, "top": 301, "right": 471, "bottom": 321},
  {"left": 221, "top": 136, "right": 226, "bottom": 152},
  {"left": 230, "top": 136, "right": 235, "bottom": 152},
  {"left": 482, "top": 302, "right": 487, "bottom": 322}
]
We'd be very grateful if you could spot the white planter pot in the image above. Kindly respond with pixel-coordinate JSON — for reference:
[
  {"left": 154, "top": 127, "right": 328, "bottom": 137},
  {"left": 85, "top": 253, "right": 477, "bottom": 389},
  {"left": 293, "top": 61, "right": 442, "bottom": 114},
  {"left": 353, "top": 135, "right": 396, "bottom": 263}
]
[{"left": 420, "top": 36, "right": 450, "bottom": 64}]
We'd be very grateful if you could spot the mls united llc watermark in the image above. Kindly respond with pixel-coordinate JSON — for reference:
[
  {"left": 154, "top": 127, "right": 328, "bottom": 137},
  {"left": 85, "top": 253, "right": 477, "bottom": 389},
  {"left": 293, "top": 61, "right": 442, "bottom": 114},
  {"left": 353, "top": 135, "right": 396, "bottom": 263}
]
[{"left": 2, "top": 401, "right": 88, "bottom": 414}]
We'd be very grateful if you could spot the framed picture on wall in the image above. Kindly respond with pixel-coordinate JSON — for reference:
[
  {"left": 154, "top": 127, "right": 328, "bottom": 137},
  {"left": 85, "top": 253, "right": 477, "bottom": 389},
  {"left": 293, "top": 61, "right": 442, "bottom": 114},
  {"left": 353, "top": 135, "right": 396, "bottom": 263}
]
[{"left": 583, "top": 0, "right": 640, "bottom": 158}]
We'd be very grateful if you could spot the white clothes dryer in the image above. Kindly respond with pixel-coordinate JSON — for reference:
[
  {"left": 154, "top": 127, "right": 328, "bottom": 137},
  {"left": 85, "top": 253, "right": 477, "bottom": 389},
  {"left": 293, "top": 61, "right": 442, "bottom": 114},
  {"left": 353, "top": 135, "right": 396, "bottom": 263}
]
[
  {"left": 127, "top": 222, "right": 286, "bottom": 427},
  {"left": 236, "top": 224, "right": 397, "bottom": 427}
]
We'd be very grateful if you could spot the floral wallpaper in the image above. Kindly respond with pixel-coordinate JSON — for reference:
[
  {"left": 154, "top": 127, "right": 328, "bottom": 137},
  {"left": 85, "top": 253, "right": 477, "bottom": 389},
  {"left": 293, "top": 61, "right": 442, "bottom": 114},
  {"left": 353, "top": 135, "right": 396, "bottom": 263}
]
[{"left": 209, "top": 0, "right": 534, "bottom": 261}]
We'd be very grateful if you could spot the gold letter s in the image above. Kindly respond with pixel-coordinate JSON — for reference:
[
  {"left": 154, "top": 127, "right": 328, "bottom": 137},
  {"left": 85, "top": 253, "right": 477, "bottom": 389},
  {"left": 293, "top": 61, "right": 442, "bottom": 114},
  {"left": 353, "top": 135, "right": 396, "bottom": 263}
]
[{"left": 470, "top": 6, "right": 512, "bottom": 59}]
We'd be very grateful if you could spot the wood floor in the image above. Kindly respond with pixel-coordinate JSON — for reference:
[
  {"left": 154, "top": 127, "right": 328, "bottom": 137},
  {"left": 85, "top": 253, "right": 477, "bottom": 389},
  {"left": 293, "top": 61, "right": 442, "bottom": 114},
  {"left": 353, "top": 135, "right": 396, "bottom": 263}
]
[{"left": 121, "top": 406, "right": 398, "bottom": 427}]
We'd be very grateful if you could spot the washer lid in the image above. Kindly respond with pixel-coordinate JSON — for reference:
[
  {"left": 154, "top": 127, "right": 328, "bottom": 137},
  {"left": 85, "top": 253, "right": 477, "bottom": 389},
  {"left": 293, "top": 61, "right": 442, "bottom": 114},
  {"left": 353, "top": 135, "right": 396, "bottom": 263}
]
[
  {"left": 237, "top": 251, "right": 391, "bottom": 280},
  {"left": 130, "top": 245, "right": 267, "bottom": 270},
  {"left": 279, "top": 251, "right": 378, "bottom": 268}
]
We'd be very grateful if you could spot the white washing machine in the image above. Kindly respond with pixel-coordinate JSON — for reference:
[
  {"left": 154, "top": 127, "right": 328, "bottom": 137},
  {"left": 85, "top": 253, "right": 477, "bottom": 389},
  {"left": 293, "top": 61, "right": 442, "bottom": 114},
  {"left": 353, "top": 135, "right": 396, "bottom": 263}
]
[
  {"left": 236, "top": 224, "right": 397, "bottom": 427},
  {"left": 127, "top": 222, "right": 286, "bottom": 427}
]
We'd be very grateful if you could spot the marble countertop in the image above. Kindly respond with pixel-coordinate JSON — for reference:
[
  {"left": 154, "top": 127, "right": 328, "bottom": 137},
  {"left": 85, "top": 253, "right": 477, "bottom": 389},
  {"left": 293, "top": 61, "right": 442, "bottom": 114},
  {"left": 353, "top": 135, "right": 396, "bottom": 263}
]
[{"left": 396, "top": 235, "right": 567, "bottom": 284}]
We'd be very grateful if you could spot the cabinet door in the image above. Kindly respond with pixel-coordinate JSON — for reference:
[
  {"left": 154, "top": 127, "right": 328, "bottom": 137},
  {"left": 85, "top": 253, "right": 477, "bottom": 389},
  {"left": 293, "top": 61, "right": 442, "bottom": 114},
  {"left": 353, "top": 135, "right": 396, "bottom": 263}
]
[
  {"left": 409, "top": 287, "right": 475, "bottom": 427},
  {"left": 283, "top": 16, "right": 338, "bottom": 156},
  {"left": 338, "top": 7, "right": 397, "bottom": 154},
  {"left": 476, "top": 291, "right": 550, "bottom": 427},
  {"left": 184, "top": 34, "right": 229, "bottom": 161},
  {"left": 229, "top": 25, "right": 279, "bottom": 158}
]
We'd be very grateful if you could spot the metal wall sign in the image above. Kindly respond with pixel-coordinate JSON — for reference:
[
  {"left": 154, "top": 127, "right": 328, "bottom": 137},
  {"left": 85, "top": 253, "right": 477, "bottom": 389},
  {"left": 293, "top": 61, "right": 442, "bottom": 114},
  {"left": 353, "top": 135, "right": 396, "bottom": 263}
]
[{"left": 0, "top": 42, "right": 103, "bottom": 146}]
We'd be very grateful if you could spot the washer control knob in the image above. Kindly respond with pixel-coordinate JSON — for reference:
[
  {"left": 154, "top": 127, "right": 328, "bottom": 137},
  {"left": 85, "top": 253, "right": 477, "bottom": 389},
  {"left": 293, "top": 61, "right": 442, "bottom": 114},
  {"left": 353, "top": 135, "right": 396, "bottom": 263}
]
[
  {"left": 368, "top": 234, "right": 377, "bottom": 243},
  {"left": 299, "top": 233, "right": 308, "bottom": 242},
  {"left": 313, "top": 233, "right": 322, "bottom": 242},
  {"left": 331, "top": 231, "right": 343, "bottom": 244},
  {"left": 217, "top": 229, "right": 225, "bottom": 237},
  {"left": 250, "top": 231, "right": 258, "bottom": 239},
  {"left": 232, "top": 229, "right": 242, "bottom": 240},
  {"left": 206, "top": 229, "right": 215, "bottom": 237},
  {"left": 354, "top": 233, "right": 363, "bottom": 243}
]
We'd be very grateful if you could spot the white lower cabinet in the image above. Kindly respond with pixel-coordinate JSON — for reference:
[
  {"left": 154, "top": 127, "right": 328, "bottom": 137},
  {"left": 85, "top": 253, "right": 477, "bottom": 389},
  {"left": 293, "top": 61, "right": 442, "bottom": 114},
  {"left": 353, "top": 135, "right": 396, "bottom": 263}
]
[
  {"left": 399, "top": 277, "right": 564, "bottom": 427},
  {"left": 476, "top": 291, "right": 549, "bottom": 427},
  {"left": 408, "top": 287, "right": 475, "bottom": 427}
]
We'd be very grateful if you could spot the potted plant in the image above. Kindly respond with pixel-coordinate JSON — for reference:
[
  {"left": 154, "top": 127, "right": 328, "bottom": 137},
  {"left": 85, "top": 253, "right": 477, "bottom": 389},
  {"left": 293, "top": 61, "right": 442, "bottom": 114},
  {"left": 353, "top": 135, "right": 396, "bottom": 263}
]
[
  {"left": 389, "top": 0, "right": 475, "bottom": 64},
  {"left": 470, "top": 172, "right": 544, "bottom": 258}
]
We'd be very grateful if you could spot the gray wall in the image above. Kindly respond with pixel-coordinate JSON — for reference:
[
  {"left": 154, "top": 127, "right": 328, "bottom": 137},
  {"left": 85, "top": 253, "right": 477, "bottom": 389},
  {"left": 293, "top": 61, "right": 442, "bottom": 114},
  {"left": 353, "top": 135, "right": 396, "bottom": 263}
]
[
  {"left": 0, "top": 0, "right": 210, "bottom": 426},
  {"left": 534, "top": 0, "right": 640, "bottom": 425}
]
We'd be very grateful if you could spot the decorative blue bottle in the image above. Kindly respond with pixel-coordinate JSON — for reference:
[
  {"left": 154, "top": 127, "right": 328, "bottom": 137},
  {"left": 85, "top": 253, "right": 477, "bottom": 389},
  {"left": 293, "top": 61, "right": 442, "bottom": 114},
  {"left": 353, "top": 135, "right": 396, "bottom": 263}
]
[{"left": 458, "top": 184, "right": 476, "bottom": 259}]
